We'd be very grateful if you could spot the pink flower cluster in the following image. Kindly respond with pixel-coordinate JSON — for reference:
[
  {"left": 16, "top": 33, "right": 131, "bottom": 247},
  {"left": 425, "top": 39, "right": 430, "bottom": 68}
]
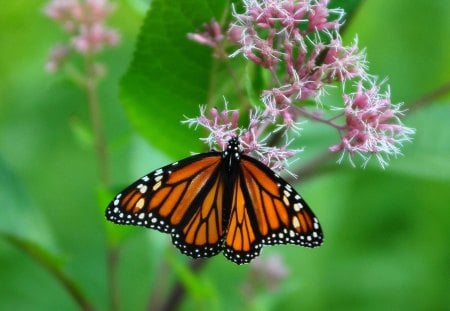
[
  {"left": 187, "top": 0, "right": 414, "bottom": 169},
  {"left": 228, "top": 0, "right": 366, "bottom": 115},
  {"left": 330, "top": 81, "right": 415, "bottom": 167},
  {"left": 44, "top": 0, "right": 120, "bottom": 72},
  {"left": 184, "top": 105, "right": 299, "bottom": 172}
]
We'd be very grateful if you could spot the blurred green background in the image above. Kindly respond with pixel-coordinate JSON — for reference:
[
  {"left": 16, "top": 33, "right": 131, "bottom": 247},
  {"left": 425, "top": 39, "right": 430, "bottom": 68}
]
[{"left": 1, "top": 0, "right": 449, "bottom": 310}]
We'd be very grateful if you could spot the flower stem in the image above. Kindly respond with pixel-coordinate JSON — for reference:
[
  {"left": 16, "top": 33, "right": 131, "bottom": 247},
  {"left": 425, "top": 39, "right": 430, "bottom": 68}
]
[
  {"left": 83, "top": 56, "right": 109, "bottom": 186},
  {"left": 408, "top": 80, "right": 450, "bottom": 114},
  {"left": 296, "top": 107, "right": 345, "bottom": 130},
  {"left": 2, "top": 234, "right": 95, "bottom": 311},
  {"left": 107, "top": 246, "right": 120, "bottom": 311},
  {"left": 82, "top": 55, "right": 118, "bottom": 311},
  {"left": 216, "top": 47, "right": 251, "bottom": 110},
  {"left": 150, "top": 258, "right": 207, "bottom": 311}
]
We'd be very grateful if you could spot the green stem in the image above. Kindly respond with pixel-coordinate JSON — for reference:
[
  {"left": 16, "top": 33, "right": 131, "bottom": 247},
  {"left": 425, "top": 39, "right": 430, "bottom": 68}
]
[
  {"left": 407, "top": 80, "right": 450, "bottom": 114},
  {"left": 83, "top": 56, "right": 109, "bottom": 186},
  {"left": 154, "top": 259, "right": 207, "bottom": 311},
  {"left": 3, "top": 234, "right": 95, "bottom": 311},
  {"left": 214, "top": 47, "right": 252, "bottom": 110},
  {"left": 107, "top": 246, "right": 120, "bottom": 311},
  {"left": 82, "top": 55, "right": 118, "bottom": 311},
  {"left": 296, "top": 107, "right": 345, "bottom": 130}
]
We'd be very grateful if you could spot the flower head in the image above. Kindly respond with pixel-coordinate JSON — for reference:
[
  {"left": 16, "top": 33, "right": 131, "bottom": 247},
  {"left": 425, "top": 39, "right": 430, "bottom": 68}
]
[
  {"left": 44, "top": 0, "right": 120, "bottom": 72},
  {"left": 229, "top": 0, "right": 367, "bottom": 109},
  {"left": 330, "top": 81, "right": 415, "bottom": 167},
  {"left": 184, "top": 104, "right": 302, "bottom": 172}
]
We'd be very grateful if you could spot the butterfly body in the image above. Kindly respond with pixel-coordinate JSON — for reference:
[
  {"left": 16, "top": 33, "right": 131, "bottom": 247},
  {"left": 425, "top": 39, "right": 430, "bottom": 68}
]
[{"left": 106, "top": 137, "right": 323, "bottom": 264}]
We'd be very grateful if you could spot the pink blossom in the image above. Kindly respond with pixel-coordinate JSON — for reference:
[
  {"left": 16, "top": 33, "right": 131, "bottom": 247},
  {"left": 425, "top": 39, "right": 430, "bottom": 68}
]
[
  {"left": 72, "top": 23, "right": 119, "bottom": 53},
  {"left": 320, "top": 36, "right": 367, "bottom": 81},
  {"left": 45, "top": 44, "right": 70, "bottom": 72},
  {"left": 308, "top": 0, "right": 342, "bottom": 31},
  {"left": 187, "top": 19, "right": 224, "bottom": 48},
  {"left": 244, "top": 254, "right": 289, "bottom": 292},
  {"left": 229, "top": 0, "right": 366, "bottom": 106},
  {"left": 183, "top": 105, "right": 240, "bottom": 150},
  {"left": 44, "top": 0, "right": 120, "bottom": 71},
  {"left": 184, "top": 105, "right": 302, "bottom": 172},
  {"left": 329, "top": 81, "right": 415, "bottom": 167},
  {"left": 81, "top": 0, "right": 115, "bottom": 24},
  {"left": 43, "top": 0, "right": 78, "bottom": 23}
]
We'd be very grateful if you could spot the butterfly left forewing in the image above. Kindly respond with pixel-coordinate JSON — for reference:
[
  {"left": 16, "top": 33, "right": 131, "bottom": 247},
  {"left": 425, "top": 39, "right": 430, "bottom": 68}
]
[
  {"left": 105, "top": 166, "right": 175, "bottom": 233},
  {"left": 106, "top": 153, "right": 226, "bottom": 259}
]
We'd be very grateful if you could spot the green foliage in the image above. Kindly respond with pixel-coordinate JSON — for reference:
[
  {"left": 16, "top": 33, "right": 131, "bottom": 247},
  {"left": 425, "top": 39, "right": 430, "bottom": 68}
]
[
  {"left": 121, "top": 0, "right": 229, "bottom": 158},
  {"left": 0, "top": 0, "right": 449, "bottom": 310},
  {"left": 0, "top": 157, "right": 55, "bottom": 249},
  {"left": 387, "top": 104, "right": 450, "bottom": 180}
]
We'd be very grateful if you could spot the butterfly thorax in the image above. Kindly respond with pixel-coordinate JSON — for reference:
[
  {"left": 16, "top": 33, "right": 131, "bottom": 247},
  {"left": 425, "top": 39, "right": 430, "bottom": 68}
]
[{"left": 221, "top": 136, "right": 241, "bottom": 172}]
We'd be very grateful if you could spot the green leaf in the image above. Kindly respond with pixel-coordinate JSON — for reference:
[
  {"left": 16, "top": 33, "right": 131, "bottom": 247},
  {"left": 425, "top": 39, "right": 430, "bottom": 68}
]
[
  {"left": 0, "top": 159, "right": 94, "bottom": 309},
  {"left": 120, "top": 0, "right": 228, "bottom": 158},
  {"left": 0, "top": 233, "right": 94, "bottom": 310},
  {"left": 0, "top": 156, "right": 56, "bottom": 251}
]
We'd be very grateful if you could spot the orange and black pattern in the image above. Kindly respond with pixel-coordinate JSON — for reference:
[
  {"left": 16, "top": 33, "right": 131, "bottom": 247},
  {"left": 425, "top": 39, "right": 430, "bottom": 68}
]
[{"left": 106, "top": 137, "right": 323, "bottom": 264}]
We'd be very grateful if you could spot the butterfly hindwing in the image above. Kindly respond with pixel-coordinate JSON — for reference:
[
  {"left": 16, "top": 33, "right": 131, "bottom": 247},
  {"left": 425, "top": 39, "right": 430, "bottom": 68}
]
[
  {"left": 223, "top": 155, "right": 323, "bottom": 264},
  {"left": 106, "top": 152, "right": 226, "bottom": 258},
  {"left": 223, "top": 171, "right": 261, "bottom": 263}
]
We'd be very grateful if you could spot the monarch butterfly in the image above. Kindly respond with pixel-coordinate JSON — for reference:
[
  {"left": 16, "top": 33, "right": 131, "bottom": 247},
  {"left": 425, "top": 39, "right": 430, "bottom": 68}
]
[{"left": 106, "top": 137, "right": 323, "bottom": 264}]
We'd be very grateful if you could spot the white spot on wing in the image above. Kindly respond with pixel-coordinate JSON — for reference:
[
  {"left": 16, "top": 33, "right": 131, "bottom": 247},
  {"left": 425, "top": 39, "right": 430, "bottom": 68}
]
[
  {"left": 294, "top": 202, "right": 303, "bottom": 211},
  {"left": 135, "top": 198, "right": 145, "bottom": 210},
  {"left": 153, "top": 181, "right": 162, "bottom": 191},
  {"left": 292, "top": 216, "right": 300, "bottom": 228},
  {"left": 139, "top": 185, "right": 148, "bottom": 194}
]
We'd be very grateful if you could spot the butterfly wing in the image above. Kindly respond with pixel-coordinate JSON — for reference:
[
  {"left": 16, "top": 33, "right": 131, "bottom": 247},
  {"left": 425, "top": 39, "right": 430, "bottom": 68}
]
[
  {"left": 106, "top": 152, "right": 227, "bottom": 259},
  {"left": 223, "top": 155, "right": 323, "bottom": 264}
]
